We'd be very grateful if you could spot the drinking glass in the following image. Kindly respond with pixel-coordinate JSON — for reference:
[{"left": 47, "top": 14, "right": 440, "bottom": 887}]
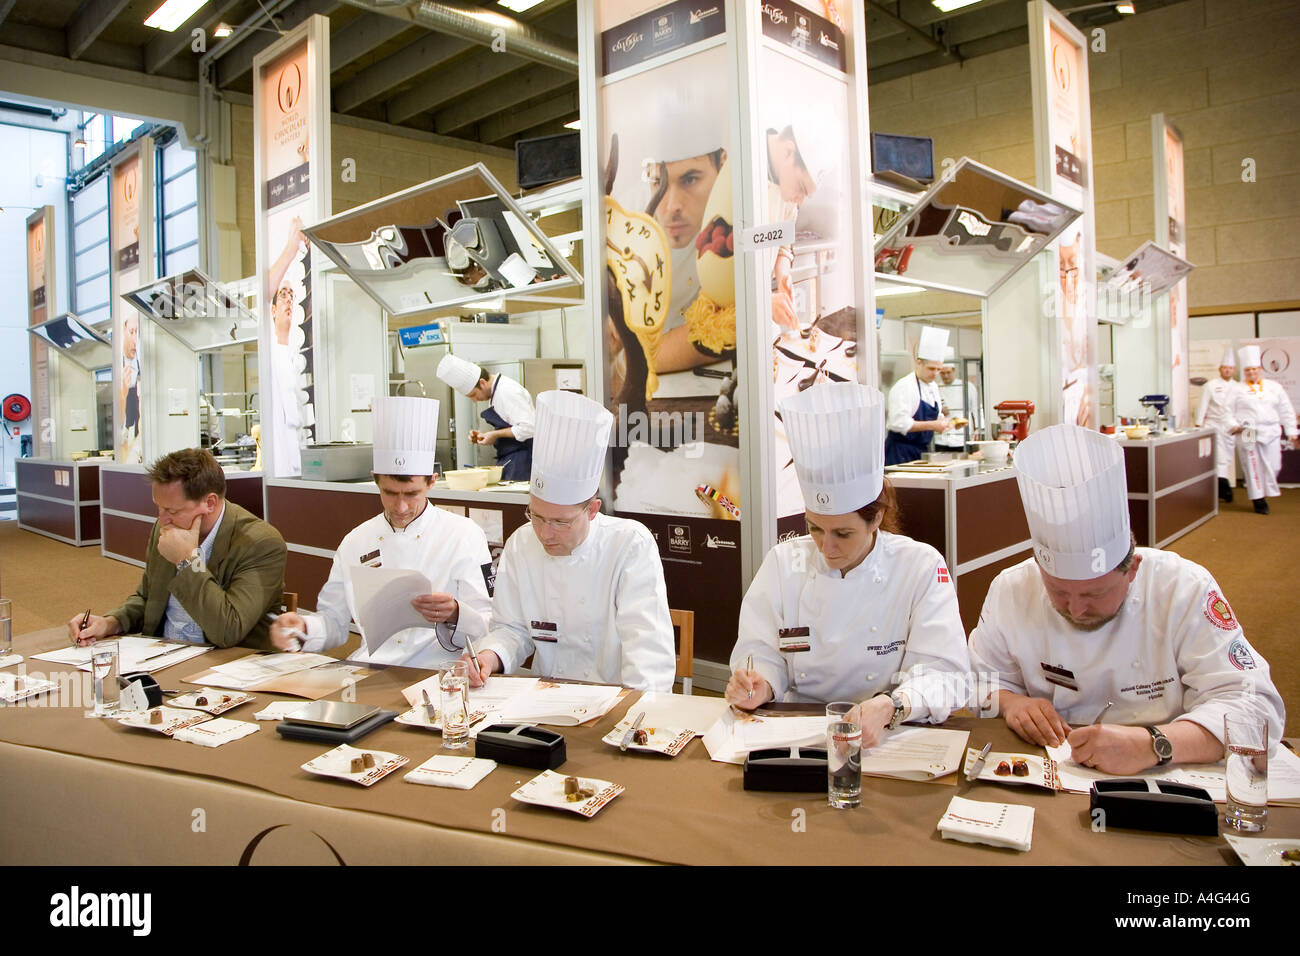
[
  {"left": 1224, "top": 714, "right": 1268, "bottom": 832},
  {"left": 0, "top": 598, "right": 12, "bottom": 660},
  {"left": 826, "top": 701, "right": 862, "bottom": 809},
  {"left": 440, "top": 660, "right": 470, "bottom": 750},
  {"left": 90, "top": 640, "right": 121, "bottom": 718}
]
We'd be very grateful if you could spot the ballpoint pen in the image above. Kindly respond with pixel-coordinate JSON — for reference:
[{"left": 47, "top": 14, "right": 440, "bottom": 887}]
[
  {"left": 1091, "top": 700, "right": 1114, "bottom": 725},
  {"left": 745, "top": 654, "right": 754, "bottom": 700},
  {"left": 73, "top": 608, "right": 91, "bottom": 647},
  {"left": 464, "top": 632, "right": 482, "bottom": 682}
]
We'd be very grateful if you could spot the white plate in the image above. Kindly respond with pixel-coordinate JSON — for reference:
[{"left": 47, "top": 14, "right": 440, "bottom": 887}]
[
  {"left": 167, "top": 687, "right": 256, "bottom": 715},
  {"left": 601, "top": 719, "right": 696, "bottom": 757},
  {"left": 1224, "top": 834, "right": 1300, "bottom": 866},
  {"left": 0, "top": 672, "right": 56, "bottom": 703},
  {"left": 511, "top": 769, "right": 624, "bottom": 818},
  {"left": 393, "top": 705, "right": 493, "bottom": 736},
  {"left": 301, "top": 744, "right": 408, "bottom": 787},
  {"left": 117, "top": 705, "right": 213, "bottom": 736}
]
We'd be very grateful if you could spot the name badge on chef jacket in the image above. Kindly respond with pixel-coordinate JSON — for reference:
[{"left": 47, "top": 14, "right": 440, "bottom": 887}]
[
  {"left": 1040, "top": 661, "right": 1079, "bottom": 691},
  {"left": 778, "top": 627, "right": 811, "bottom": 653},
  {"left": 359, "top": 549, "right": 382, "bottom": 568},
  {"left": 530, "top": 621, "right": 559, "bottom": 643}
]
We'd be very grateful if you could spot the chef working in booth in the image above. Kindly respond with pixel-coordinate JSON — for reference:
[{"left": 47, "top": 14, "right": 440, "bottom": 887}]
[
  {"left": 270, "top": 395, "right": 494, "bottom": 668},
  {"left": 726, "top": 382, "right": 971, "bottom": 747},
  {"left": 436, "top": 353, "right": 535, "bottom": 482},
  {"left": 466, "top": 390, "right": 676, "bottom": 692},
  {"left": 969, "top": 425, "right": 1285, "bottom": 773},
  {"left": 885, "top": 326, "right": 955, "bottom": 465}
]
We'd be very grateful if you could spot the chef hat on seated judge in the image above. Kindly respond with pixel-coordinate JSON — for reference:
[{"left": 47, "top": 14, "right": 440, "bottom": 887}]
[
  {"left": 1238, "top": 345, "right": 1262, "bottom": 368},
  {"left": 779, "top": 382, "right": 886, "bottom": 515},
  {"left": 916, "top": 326, "right": 950, "bottom": 362},
  {"left": 372, "top": 395, "right": 440, "bottom": 476},
  {"left": 1014, "top": 424, "right": 1131, "bottom": 580},
  {"left": 530, "top": 390, "right": 614, "bottom": 505},
  {"left": 1220, "top": 348, "right": 1236, "bottom": 367},
  {"left": 436, "top": 354, "right": 483, "bottom": 396}
]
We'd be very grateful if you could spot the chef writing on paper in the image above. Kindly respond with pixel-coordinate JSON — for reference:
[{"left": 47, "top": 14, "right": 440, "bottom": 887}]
[
  {"left": 1226, "top": 345, "right": 1299, "bottom": 516},
  {"left": 726, "top": 383, "right": 971, "bottom": 748},
  {"left": 1194, "top": 347, "right": 1242, "bottom": 503},
  {"left": 968, "top": 425, "right": 1285, "bottom": 774},
  {"left": 463, "top": 391, "right": 676, "bottom": 692},
  {"left": 437, "top": 354, "right": 534, "bottom": 482},
  {"left": 270, "top": 396, "right": 494, "bottom": 668},
  {"left": 884, "top": 327, "right": 954, "bottom": 466}
]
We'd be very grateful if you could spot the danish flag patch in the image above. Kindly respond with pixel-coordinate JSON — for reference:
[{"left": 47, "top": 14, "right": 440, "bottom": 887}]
[
  {"left": 1204, "top": 590, "right": 1238, "bottom": 631},
  {"left": 937, "top": 564, "right": 951, "bottom": 584}
]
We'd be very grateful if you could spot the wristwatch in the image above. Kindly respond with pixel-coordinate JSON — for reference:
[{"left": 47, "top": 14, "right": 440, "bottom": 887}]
[
  {"left": 175, "top": 549, "right": 201, "bottom": 573},
  {"left": 1146, "top": 725, "right": 1173, "bottom": 766},
  {"left": 887, "top": 693, "right": 907, "bottom": 730}
]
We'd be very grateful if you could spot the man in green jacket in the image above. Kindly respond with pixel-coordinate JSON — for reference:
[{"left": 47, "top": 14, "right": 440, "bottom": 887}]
[{"left": 68, "top": 448, "right": 287, "bottom": 650}]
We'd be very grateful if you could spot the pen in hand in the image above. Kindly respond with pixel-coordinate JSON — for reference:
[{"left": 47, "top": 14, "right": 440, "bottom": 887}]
[
  {"left": 1091, "top": 700, "right": 1114, "bottom": 726},
  {"left": 745, "top": 654, "right": 754, "bottom": 699}
]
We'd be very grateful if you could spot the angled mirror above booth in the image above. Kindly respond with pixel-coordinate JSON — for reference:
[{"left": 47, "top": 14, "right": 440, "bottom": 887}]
[
  {"left": 28, "top": 313, "right": 113, "bottom": 371},
  {"left": 121, "top": 268, "right": 259, "bottom": 352},
  {"left": 1100, "top": 240, "right": 1195, "bottom": 300},
  {"left": 303, "top": 164, "right": 582, "bottom": 317},
  {"left": 874, "top": 158, "right": 1082, "bottom": 298}
]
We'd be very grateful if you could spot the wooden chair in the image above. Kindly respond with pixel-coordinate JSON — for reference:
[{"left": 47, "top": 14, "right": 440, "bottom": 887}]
[{"left": 670, "top": 608, "right": 694, "bottom": 695}]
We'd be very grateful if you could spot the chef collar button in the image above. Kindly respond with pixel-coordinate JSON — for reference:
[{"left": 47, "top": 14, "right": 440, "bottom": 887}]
[
  {"left": 866, "top": 673, "right": 877, "bottom": 681},
  {"left": 871, "top": 625, "right": 878, "bottom": 632},
  {"left": 1132, "top": 661, "right": 1141, "bottom": 668}
]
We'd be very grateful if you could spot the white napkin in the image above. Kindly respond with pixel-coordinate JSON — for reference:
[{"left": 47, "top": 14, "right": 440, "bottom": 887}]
[
  {"left": 938, "top": 795, "right": 1034, "bottom": 852},
  {"left": 252, "top": 701, "right": 310, "bottom": 721},
  {"left": 172, "top": 718, "right": 260, "bottom": 748},
  {"left": 404, "top": 755, "right": 497, "bottom": 790},
  {"left": 0, "top": 654, "right": 23, "bottom": 669}
]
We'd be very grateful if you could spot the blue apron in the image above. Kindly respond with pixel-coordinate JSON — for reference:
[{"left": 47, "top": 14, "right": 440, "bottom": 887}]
[
  {"left": 884, "top": 378, "right": 938, "bottom": 466},
  {"left": 482, "top": 378, "right": 533, "bottom": 481}
]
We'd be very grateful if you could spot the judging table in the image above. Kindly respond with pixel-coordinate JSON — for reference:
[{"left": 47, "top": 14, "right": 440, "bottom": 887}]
[{"left": 2, "top": 627, "right": 1295, "bottom": 866}]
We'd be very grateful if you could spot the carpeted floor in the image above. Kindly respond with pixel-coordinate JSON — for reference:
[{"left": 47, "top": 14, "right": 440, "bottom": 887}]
[{"left": 2, "top": 491, "right": 1295, "bottom": 732}]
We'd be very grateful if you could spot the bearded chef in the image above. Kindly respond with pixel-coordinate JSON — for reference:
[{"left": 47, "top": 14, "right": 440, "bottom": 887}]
[
  {"left": 270, "top": 395, "right": 494, "bottom": 668},
  {"left": 1195, "top": 348, "right": 1242, "bottom": 503},
  {"left": 437, "top": 353, "right": 534, "bottom": 481},
  {"left": 466, "top": 391, "right": 676, "bottom": 691},
  {"left": 969, "top": 425, "right": 1284, "bottom": 774},
  {"left": 727, "top": 383, "right": 971, "bottom": 747},
  {"left": 1227, "top": 345, "right": 1298, "bottom": 515},
  {"left": 885, "top": 326, "right": 954, "bottom": 465}
]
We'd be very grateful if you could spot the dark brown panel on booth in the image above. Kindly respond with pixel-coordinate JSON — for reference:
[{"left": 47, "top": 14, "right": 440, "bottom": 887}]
[
  {"left": 1155, "top": 477, "right": 1216, "bottom": 543},
  {"left": 17, "top": 496, "right": 76, "bottom": 538},
  {"left": 955, "top": 477, "right": 1029, "bottom": 565},
  {"left": 955, "top": 547, "right": 1032, "bottom": 636},
  {"left": 224, "top": 476, "right": 264, "bottom": 518},
  {"left": 103, "top": 514, "right": 153, "bottom": 562},
  {"left": 286, "top": 550, "right": 334, "bottom": 613},
  {"left": 1155, "top": 436, "right": 1212, "bottom": 491},
  {"left": 78, "top": 464, "right": 100, "bottom": 501},
  {"left": 1278, "top": 448, "right": 1300, "bottom": 484},
  {"left": 893, "top": 486, "right": 945, "bottom": 554},
  {"left": 267, "top": 486, "right": 378, "bottom": 551},
  {"left": 101, "top": 470, "right": 157, "bottom": 516},
  {"left": 1128, "top": 498, "right": 1151, "bottom": 547},
  {"left": 79, "top": 505, "right": 101, "bottom": 543},
  {"left": 1124, "top": 445, "right": 1149, "bottom": 495},
  {"left": 16, "top": 460, "right": 74, "bottom": 501}
]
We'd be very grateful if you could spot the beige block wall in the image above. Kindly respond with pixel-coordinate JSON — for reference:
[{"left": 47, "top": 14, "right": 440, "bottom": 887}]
[
  {"left": 227, "top": 102, "right": 519, "bottom": 280},
  {"left": 868, "top": 0, "right": 1300, "bottom": 310}
]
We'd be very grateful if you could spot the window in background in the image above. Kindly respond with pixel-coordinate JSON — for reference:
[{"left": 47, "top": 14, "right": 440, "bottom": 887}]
[{"left": 70, "top": 174, "right": 111, "bottom": 330}]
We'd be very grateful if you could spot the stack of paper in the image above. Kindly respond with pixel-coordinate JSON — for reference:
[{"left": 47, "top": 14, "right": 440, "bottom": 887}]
[
  {"left": 202, "top": 652, "right": 337, "bottom": 689},
  {"left": 31, "top": 636, "right": 212, "bottom": 674},
  {"left": 400, "top": 675, "right": 623, "bottom": 727},
  {"left": 938, "top": 795, "right": 1034, "bottom": 852},
  {"left": 348, "top": 566, "right": 436, "bottom": 654},
  {"left": 702, "top": 710, "right": 826, "bottom": 765},
  {"left": 861, "top": 727, "right": 968, "bottom": 781}
]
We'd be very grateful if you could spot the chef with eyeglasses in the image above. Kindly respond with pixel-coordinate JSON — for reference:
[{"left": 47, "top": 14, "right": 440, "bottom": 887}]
[
  {"left": 465, "top": 390, "right": 676, "bottom": 691},
  {"left": 270, "top": 395, "right": 494, "bottom": 668}
]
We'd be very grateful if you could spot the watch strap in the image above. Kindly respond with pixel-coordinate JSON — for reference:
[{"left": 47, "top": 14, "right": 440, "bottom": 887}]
[{"left": 1145, "top": 725, "right": 1173, "bottom": 766}]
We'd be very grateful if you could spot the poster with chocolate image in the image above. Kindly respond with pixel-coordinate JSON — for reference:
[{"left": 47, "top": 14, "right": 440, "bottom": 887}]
[
  {"left": 112, "top": 151, "right": 146, "bottom": 464},
  {"left": 1162, "top": 121, "right": 1189, "bottom": 422}
]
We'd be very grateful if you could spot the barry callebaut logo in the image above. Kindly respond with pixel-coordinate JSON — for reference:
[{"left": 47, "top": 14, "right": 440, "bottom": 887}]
[
  {"left": 50, "top": 886, "right": 151, "bottom": 936},
  {"left": 652, "top": 13, "right": 673, "bottom": 43},
  {"left": 761, "top": 3, "right": 788, "bottom": 25},
  {"left": 668, "top": 524, "right": 691, "bottom": 553},
  {"left": 611, "top": 29, "right": 644, "bottom": 54},
  {"left": 277, "top": 62, "right": 303, "bottom": 113}
]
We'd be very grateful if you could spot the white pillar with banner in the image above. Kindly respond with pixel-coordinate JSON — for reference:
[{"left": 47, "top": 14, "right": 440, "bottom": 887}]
[
  {"left": 1153, "top": 113, "right": 1189, "bottom": 423},
  {"left": 26, "top": 207, "right": 56, "bottom": 458},
  {"left": 110, "top": 141, "right": 155, "bottom": 464}
]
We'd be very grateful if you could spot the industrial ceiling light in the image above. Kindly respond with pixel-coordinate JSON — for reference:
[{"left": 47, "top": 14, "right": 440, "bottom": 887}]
[
  {"left": 73, "top": 131, "right": 87, "bottom": 149},
  {"left": 1116, "top": 2, "right": 1136, "bottom": 13},
  {"left": 1065, "top": 1, "right": 1137, "bottom": 17},
  {"left": 213, "top": 22, "right": 233, "bottom": 37},
  {"left": 144, "top": 0, "right": 210, "bottom": 32},
  {"left": 931, "top": 0, "right": 983, "bottom": 12},
  {"left": 564, "top": 119, "right": 580, "bottom": 130},
  {"left": 498, "top": 0, "right": 545, "bottom": 12}
]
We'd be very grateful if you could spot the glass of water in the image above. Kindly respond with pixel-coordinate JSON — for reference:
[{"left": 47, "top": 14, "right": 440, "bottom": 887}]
[
  {"left": 826, "top": 701, "right": 862, "bottom": 809},
  {"left": 440, "top": 660, "right": 470, "bottom": 750},
  {"left": 1224, "top": 714, "right": 1268, "bottom": 832},
  {"left": 0, "top": 598, "right": 12, "bottom": 660},
  {"left": 90, "top": 640, "right": 121, "bottom": 718}
]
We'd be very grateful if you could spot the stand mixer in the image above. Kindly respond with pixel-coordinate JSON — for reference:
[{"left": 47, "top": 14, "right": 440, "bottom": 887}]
[
  {"left": 1139, "top": 394, "right": 1171, "bottom": 433},
  {"left": 993, "top": 400, "right": 1035, "bottom": 443}
]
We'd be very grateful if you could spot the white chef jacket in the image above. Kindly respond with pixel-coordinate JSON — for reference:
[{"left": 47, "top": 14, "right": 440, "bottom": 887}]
[
  {"left": 480, "top": 513, "right": 676, "bottom": 691},
  {"left": 489, "top": 374, "right": 536, "bottom": 442},
  {"left": 667, "top": 244, "right": 700, "bottom": 332},
  {"left": 730, "top": 532, "right": 971, "bottom": 718},
  {"left": 1195, "top": 378, "right": 1241, "bottom": 479},
  {"left": 934, "top": 380, "right": 968, "bottom": 449},
  {"left": 270, "top": 342, "right": 302, "bottom": 477},
  {"left": 301, "top": 502, "right": 494, "bottom": 669},
  {"left": 887, "top": 372, "right": 943, "bottom": 435},
  {"left": 1229, "top": 379, "right": 1297, "bottom": 499},
  {"left": 968, "top": 550, "right": 1285, "bottom": 749}
]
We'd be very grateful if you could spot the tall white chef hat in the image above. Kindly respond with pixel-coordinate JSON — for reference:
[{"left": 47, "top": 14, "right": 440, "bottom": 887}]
[
  {"left": 530, "top": 390, "right": 614, "bottom": 506},
  {"left": 916, "top": 326, "right": 950, "bottom": 362},
  {"left": 942, "top": 345, "right": 957, "bottom": 366},
  {"left": 1014, "top": 424, "right": 1131, "bottom": 581},
  {"left": 779, "top": 382, "right": 886, "bottom": 515},
  {"left": 647, "top": 80, "right": 727, "bottom": 165},
  {"left": 436, "top": 354, "right": 483, "bottom": 396},
  {"left": 1219, "top": 347, "right": 1236, "bottom": 367},
  {"left": 1238, "top": 345, "right": 1262, "bottom": 368},
  {"left": 372, "top": 395, "right": 440, "bottom": 477},
  {"left": 768, "top": 102, "right": 838, "bottom": 189}
]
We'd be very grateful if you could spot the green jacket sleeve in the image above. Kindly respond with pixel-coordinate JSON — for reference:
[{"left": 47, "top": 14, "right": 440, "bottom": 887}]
[
  {"left": 167, "top": 529, "right": 287, "bottom": 649},
  {"left": 107, "top": 523, "right": 159, "bottom": 634}
]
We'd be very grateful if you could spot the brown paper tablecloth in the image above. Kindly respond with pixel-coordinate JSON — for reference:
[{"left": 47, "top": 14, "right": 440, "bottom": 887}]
[{"left": 2, "top": 627, "right": 1294, "bottom": 865}]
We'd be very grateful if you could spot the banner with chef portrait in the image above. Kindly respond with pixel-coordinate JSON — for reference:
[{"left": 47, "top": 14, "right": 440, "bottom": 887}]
[
  {"left": 27, "top": 207, "right": 55, "bottom": 457},
  {"left": 1245, "top": 337, "right": 1300, "bottom": 411},
  {"left": 1029, "top": 2, "right": 1097, "bottom": 430},
  {"left": 111, "top": 146, "right": 152, "bottom": 464},
  {"left": 757, "top": 0, "right": 858, "bottom": 523},
  {"left": 1154, "top": 117, "right": 1189, "bottom": 422},
  {"left": 254, "top": 16, "right": 331, "bottom": 478}
]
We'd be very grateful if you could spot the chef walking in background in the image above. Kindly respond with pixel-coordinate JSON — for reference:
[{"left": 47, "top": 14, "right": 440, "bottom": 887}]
[
  {"left": 437, "top": 354, "right": 535, "bottom": 481},
  {"left": 1195, "top": 348, "right": 1241, "bottom": 503},
  {"left": 885, "top": 326, "right": 954, "bottom": 465},
  {"left": 933, "top": 346, "right": 971, "bottom": 452},
  {"left": 468, "top": 391, "right": 676, "bottom": 691},
  {"left": 727, "top": 383, "right": 970, "bottom": 747},
  {"left": 1228, "top": 345, "right": 1299, "bottom": 515},
  {"left": 270, "top": 395, "right": 494, "bottom": 668}
]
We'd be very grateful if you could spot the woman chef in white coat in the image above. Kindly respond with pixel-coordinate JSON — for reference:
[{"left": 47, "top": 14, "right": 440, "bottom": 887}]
[{"left": 727, "top": 383, "right": 971, "bottom": 746}]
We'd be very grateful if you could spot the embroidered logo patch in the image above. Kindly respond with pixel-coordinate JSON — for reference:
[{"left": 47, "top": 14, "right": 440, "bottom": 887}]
[
  {"left": 1204, "top": 590, "right": 1238, "bottom": 631},
  {"left": 1228, "top": 638, "right": 1257, "bottom": 671}
]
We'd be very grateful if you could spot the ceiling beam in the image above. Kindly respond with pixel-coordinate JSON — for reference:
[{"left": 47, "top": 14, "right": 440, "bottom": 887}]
[
  {"left": 330, "top": 11, "right": 411, "bottom": 71},
  {"left": 67, "top": 0, "right": 133, "bottom": 60},
  {"left": 480, "top": 88, "right": 577, "bottom": 144},
  {"left": 214, "top": 0, "right": 342, "bottom": 88},
  {"left": 333, "top": 31, "right": 474, "bottom": 113},
  {"left": 145, "top": 0, "right": 246, "bottom": 74},
  {"left": 385, "top": 47, "right": 530, "bottom": 125},
  {"left": 0, "top": 0, "right": 19, "bottom": 29},
  {"left": 433, "top": 63, "right": 573, "bottom": 136}
]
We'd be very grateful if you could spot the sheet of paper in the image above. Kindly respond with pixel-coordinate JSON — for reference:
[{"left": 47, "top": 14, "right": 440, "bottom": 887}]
[
  {"left": 703, "top": 710, "right": 827, "bottom": 764},
  {"left": 207, "top": 651, "right": 336, "bottom": 688},
  {"left": 633, "top": 691, "right": 730, "bottom": 733},
  {"left": 0, "top": 654, "right": 22, "bottom": 669},
  {"left": 31, "top": 636, "right": 212, "bottom": 674},
  {"left": 862, "top": 726, "right": 969, "bottom": 780},
  {"left": 401, "top": 674, "right": 538, "bottom": 710},
  {"left": 348, "top": 565, "right": 434, "bottom": 654},
  {"left": 498, "top": 681, "right": 623, "bottom": 726}
]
